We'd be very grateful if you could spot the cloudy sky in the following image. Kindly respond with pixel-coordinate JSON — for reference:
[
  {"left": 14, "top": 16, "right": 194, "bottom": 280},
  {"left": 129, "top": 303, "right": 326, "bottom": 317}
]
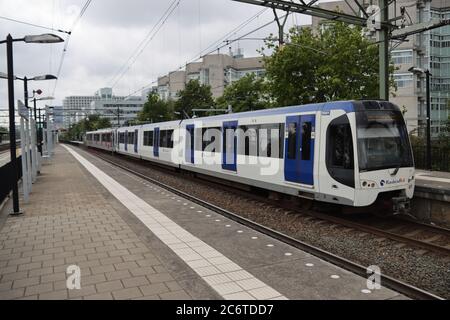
[{"left": 0, "top": 0, "right": 339, "bottom": 125}]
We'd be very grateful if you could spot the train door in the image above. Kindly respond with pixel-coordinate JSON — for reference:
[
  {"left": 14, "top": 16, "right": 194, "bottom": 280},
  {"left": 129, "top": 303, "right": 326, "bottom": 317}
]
[
  {"left": 134, "top": 129, "right": 138, "bottom": 153},
  {"left": 153, "top": 128, "right": 159, "bottom": 157},
  {"left": 186, "top": 124, "right": 194, "bottom": 164},
  {"left": 284, "top": 115, "right": 315, "bottom": 185},
  {"left": 124, "top": 130, "right": 128, "bottom": 151},
  {"left": 222, "top": 121, "right": 237, "bottom": 171}
]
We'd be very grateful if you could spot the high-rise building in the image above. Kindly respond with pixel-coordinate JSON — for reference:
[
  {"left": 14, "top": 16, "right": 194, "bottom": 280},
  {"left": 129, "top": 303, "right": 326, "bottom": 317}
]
[
  {"left": 308, "top": 0, "right": 449, "bottom": 135},
  {"left": 62, "top": 95, "right": 100, "bottom": 128},
  {"left": 157, "top": 50, "right": 265, "bottom": 101},
  {"left": 63, "top": 87, "right": 143, "bottom": 128},
  {"left": 90, "top": 96, "right": 144, "bottom": 127}
]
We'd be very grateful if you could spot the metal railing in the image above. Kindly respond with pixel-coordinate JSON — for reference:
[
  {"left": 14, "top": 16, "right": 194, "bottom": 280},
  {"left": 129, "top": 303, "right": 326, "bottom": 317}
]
[{"left": 412, "top": 145, "right": 450, "bottom": 172}]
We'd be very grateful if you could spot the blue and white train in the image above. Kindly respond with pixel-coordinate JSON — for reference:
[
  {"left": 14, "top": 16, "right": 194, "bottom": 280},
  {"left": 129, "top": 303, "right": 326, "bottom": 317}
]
[{"left": 85, "top": 100, "right": 415, "bottom": 214}]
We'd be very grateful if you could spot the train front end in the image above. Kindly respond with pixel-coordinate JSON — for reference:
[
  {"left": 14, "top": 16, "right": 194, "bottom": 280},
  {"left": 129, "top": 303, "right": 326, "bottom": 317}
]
[{"left": 352, "top": 101, "right": 415, "bottom": 214}]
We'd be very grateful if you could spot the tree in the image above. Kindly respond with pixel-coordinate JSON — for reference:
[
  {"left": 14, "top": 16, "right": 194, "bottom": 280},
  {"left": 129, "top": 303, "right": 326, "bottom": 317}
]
[
  {"left": 216, "top": 73, "right": 271, "bottom": 112},
  {"left": 262, "top": 22, "right": 396, "bottom": 106},
  {"left": 138, "top": 92, "right": 173, "bottom": 123},
  {"left": 175, "top": 80, "right": 214, "bottom": 117},
  {"left": 63, "top": 114, "right": 111, "bottom": 141}
]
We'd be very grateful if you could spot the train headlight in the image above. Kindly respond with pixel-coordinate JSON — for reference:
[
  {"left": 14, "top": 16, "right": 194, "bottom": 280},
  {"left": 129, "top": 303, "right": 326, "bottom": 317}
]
[{"left": 361, "top": 180, "right": 377, "bottom": 188}]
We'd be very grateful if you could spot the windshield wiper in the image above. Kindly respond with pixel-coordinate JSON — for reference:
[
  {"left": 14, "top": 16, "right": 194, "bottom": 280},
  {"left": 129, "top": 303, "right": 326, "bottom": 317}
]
[{"left": 390, "top": 165, "right": 400, "bottom": 176}]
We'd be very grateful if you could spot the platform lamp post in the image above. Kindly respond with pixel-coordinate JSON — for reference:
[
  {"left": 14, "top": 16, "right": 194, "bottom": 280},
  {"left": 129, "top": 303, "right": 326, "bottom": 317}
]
[
  {"left": 0, "top": 74, "right": 57, "bottom": 156},
  {"left": 31, "top": 94, "right": 54, "bottom": 155},
  {"left": 0, "top": 33, "right": 63, "bottom": 215},
  {"left": 409, "top": 67, "right": 432, "bottom": 170}
]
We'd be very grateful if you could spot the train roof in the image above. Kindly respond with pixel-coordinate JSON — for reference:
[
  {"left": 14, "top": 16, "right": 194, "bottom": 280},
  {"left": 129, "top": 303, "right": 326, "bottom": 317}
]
[
  {"left": 86, "top": 100, "right": 399, "bottom": 133},
  {"left": 183, "top": 100, "right": 352, "bottom": 124}
]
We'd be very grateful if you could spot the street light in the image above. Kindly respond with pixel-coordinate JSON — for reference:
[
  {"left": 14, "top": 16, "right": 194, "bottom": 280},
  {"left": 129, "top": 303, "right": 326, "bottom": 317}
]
[
  {"left": 32, "top": 95, "right": 55, "bottom": 155},
  {"left": 23, "top": 34, "right": 64, "bottom": 44},
  {"left": 0, "top": 33, "right": 63, "bottom": 215},
  {"left": 409, "top": 66, "right": 432, "bottom": 170},
  {"left": 0, "top": 73, "right": 57, "bottom": 149}
]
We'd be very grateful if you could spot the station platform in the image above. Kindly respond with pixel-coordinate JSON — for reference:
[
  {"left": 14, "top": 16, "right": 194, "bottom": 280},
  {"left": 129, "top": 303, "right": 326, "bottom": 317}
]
[
  {"left": 415, "top": 170, "right": 450, "bottom": 193},
  {"left": 0, "top": 144, "right": 405, "bottom": 300}
]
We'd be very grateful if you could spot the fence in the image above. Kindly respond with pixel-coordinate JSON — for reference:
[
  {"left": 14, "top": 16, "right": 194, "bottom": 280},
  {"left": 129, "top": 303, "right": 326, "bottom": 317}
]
[
  {"left": 0, "top": 156, "right": 22, "bottom": 204},
  {"left": 412, "top": 146, "right": 450, "bottom": 172}
]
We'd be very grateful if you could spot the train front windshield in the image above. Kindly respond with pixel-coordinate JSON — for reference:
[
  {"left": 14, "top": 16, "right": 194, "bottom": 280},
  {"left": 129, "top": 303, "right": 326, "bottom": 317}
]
[{"left": 356, "top": 109, "right": 413, "bottom": 172}]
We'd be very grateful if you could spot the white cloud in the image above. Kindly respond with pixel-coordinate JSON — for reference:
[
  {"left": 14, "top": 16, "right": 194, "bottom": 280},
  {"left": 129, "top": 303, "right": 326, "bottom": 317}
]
[{"left": 0, "top": 0, "right": 314, "bottom": 125}]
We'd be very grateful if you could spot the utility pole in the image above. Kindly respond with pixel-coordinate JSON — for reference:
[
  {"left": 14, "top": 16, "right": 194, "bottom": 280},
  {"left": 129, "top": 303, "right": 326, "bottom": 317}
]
[
  {"left": 379, "top": 0, "right": 389, "bottom": 100},
  {"left": 6, "top": 34, "right": 20, "bottom": 214},
  {"left": 425, "top": 70, "right": 431, "bottom": 170},
  {"left": 272, "top": 8, "right": 289, "bottom": 46},
  {"left": 117, "top": 105, "right": 120, "bottom": 127}
]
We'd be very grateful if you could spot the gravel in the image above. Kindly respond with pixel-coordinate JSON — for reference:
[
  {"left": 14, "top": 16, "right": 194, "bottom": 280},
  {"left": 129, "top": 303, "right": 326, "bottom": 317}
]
[{"left": 87, "top": 147, "right": 450, "bottom": 299}]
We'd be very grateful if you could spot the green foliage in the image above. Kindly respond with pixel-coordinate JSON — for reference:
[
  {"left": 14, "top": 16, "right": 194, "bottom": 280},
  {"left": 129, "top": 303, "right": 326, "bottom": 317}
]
[
  {"left": 0, "top": 126, "right": 7, "bottom": 133},
  {"left": 175, "top": 80, "right": 214, "bottom": 117},
  {"left": 216, "top": 73, "right": 271, "bottom": 112},
  {"left": 62, "top": 114, "right": 111, "bottom": 141},
  {"left": 138, "top": 92, "right": 174, "bottom": 123},
  {"left": 262, "top": 22, "right": 396, "bottom": 106},
  {"left": 447, "top": 115, "right": 450, "bottom": 135}
]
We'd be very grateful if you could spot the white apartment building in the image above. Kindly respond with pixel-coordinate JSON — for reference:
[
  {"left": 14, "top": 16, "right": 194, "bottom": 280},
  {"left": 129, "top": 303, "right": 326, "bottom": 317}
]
[
  {"left": 157, "top": 50, "right": 265, "bottom": 100},
  {"left": 62, "top": 95, "right": 100, "bottom": 128},
  {"left": 90, "top": 96, "right": 144, "bottom": 127},
  {"left": 63, "top": 87, "right": 143, "bottom": 128}
]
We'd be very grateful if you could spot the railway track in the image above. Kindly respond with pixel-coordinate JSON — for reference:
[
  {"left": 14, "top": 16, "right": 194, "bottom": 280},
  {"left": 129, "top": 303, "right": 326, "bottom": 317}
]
[
  {"left": 0, "top": 143, "right": 10, "bottom": 152},
  {"left": 76, "top": 144, "right": 444, "bottom": 300},
  {"left": 294, "top": 211, "right": 450, "bottom": 256}
]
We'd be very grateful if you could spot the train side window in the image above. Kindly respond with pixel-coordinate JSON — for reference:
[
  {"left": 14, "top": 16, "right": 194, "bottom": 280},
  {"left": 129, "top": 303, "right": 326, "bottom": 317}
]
[
  {"left": 301, "top": 122, "right": 312, "bottom": 160},
  {"left": 326, "top": 115, "right": 355, "bottom": 187},
  {"left": 238, "top": 125, "right": 258, "bottom": 156},
  {"left": 128, "top": 132, "right": 134, "bottom": 144},
  {"left": 279, "top": 123, "right": 285, "bottom": 158},
  {"left": 159, "top": 130, "right": 174, "bottom": 148},
  {"left": 287, "top": 123, "right": 297, "bottom": 159},
  {"left": 149, "top": 131, "right": 153, "bottom": 146},
  {"left": 259, "top": 124, "right": 284, "bottom": 158},
  {"left": 159, "top": 130, "right": 165, "bottom": 148},
  {"left": 168, "top": 130, "right": 174, "bottom": 148},
  {"left": 203, "top": 127, "right": 221, "bottom": 152},
  {"left": 246, "top": 126, "right": 258, "bottom": 156},
  {"left": 143, "top": 130, "right": 153, "bottom": 146},
  {"left": 201, "top": 128, "right": 208, "bottom": 151}
]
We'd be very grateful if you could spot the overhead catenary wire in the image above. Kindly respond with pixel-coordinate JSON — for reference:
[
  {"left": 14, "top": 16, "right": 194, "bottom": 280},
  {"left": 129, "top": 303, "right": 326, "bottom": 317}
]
[
  {"left": 121, "top": 10, "right": 282, "bottom": 100},
  {"left": 107, "top": 0, "right": 180, "bottom": 86},
  {"left": 0, "top": 15, "right": 71, "bottom": 34},
  {"left": 110, "top": 6, "right": 267, "bottom": 100},
  {"left": 51, "top": 0, "right": 94, "bottom": 98},
  {"left": 108, "top": 0, "right": 181, "bottom": 89},
  {"left": 189, "top": 7, "right": 268, "bottom": 62}
]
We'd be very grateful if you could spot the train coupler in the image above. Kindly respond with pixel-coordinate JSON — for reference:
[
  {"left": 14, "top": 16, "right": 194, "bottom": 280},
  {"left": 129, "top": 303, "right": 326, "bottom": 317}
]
[{"left": 392, "top": 196, "right": 410, "bottom": 215}]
